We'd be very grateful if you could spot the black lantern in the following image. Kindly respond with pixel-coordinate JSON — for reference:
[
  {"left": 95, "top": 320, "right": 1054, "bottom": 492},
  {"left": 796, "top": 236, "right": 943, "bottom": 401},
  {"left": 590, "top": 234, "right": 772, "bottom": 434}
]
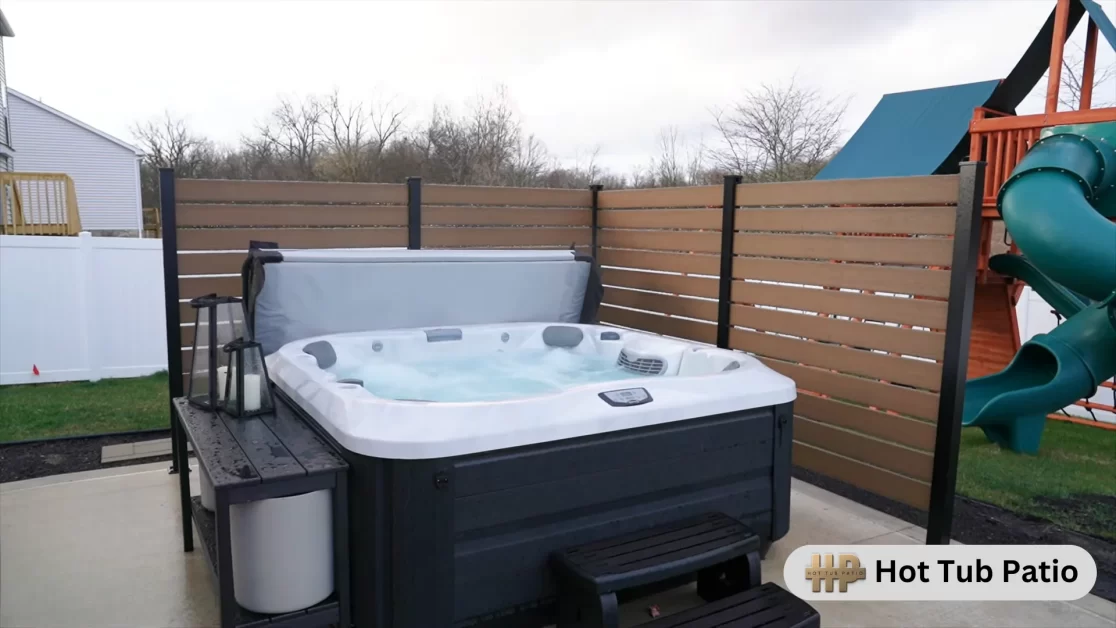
[
  {"left": 187, "top": 294, "right": 245, "bottom": 411},
  {"left": 220, "top": 337, "right": 274, "bottom": 417}
]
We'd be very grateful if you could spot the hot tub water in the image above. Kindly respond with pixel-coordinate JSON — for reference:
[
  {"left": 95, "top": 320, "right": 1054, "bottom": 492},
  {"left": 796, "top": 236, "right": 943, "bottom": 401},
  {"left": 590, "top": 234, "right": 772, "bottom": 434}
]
[{"left": 337, "top": 348, "right": 645, "bottom": 402}]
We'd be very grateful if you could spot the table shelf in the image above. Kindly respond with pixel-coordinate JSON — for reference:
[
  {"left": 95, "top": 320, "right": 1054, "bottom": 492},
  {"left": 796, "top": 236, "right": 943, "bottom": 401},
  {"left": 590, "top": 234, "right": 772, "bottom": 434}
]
[{"left": 174, "top": 396, "right": 350, "bottom": 628}]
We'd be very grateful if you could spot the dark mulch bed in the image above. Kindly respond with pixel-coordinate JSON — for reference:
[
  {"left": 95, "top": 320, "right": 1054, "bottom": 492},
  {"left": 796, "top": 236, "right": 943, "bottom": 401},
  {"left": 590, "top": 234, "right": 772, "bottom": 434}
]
[
  {"left": 793, "top": 467, "right": 1116, "bottom": 602},
  {"left": 0, "top": 430, "right": 173, "bottom": 484}
]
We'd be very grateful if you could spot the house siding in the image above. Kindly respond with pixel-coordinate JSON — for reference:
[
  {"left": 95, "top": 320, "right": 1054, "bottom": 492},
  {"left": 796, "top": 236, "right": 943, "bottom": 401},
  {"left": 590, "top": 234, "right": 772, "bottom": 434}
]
[
  {"left": 0, "top": 36, "right": 9, "bottom": 150},
  {"left": 9, "top": 94, "right": 140, "bottom": 231}
]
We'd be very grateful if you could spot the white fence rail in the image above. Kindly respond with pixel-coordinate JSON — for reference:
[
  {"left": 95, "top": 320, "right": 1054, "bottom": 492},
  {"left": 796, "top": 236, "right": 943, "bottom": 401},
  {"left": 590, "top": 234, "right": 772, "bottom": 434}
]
[{"left": 0, "top": 233, "right": 167, "bottom": 385}]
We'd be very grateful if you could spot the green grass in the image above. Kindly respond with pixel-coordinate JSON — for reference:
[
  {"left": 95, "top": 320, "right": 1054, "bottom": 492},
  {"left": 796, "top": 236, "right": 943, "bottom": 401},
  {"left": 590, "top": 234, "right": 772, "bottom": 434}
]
[
  {"left": 2, "top": 372, "right": 1113, "bottom": 541},
  {"left": 957, "top": 420, "right": 1116, "bottom": 540},
  {"left": 0, "top": 372, "right": 169, "bottom": 443}
]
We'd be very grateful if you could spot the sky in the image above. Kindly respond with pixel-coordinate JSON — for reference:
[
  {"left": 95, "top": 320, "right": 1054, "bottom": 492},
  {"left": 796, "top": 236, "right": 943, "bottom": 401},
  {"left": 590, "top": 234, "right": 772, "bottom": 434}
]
[{"left": 4, "top": 0, "right": 1115, "bottom": 174}]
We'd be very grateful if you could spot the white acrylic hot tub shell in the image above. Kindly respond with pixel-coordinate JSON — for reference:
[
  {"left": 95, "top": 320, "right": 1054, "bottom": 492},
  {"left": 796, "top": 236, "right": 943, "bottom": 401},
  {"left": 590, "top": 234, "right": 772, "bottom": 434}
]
[{"left": 268, "top": 323, "right": 796, "bottom": 460}]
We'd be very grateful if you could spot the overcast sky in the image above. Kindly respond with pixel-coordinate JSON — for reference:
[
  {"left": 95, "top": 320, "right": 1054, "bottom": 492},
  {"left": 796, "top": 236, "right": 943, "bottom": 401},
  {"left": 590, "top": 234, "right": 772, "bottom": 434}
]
[{"left": 4, "top": 0, "right": 1115, "bottom": 173}]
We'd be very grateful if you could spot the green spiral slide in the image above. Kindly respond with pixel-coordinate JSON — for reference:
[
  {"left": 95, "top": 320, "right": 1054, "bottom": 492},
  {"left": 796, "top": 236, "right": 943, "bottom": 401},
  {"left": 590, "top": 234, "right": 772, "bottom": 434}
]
[{"left": 963, "top": 122, "right": 1116, "bottom": 454}]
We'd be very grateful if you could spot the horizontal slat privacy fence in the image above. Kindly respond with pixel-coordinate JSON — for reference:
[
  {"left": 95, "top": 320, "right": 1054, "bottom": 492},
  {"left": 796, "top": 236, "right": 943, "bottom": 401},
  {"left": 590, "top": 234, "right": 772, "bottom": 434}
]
[
  {"left": 160, "top": 163, "right": 984, "bottom": 545},
  {"left": 591, "top": 173, "right": 972, "bottom": 516},
  {"left": 420, "top": 184, "right": 592, "bottom": 250},
  {"left": 730, "top": 176, "right": 961, "bottom": 512},
  {"left": 597, "top": 185, "right": 723, "bottom": 344}
]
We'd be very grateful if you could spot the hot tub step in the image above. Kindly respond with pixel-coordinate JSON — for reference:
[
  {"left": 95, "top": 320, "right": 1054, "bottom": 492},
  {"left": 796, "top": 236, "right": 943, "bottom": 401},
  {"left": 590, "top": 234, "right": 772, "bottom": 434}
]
[
  {"left": 642, "top": 582, "right": 819, "bottom": 628},
  {"left": 551, "top": 512, "right": 761, "bottom": 628}
]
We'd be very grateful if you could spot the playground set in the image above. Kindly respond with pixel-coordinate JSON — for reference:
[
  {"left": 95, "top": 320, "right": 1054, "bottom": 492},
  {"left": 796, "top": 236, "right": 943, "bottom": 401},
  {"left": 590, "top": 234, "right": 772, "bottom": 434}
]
[{"left": 818, "top": 0, "right": 1116, "bottom": 453}]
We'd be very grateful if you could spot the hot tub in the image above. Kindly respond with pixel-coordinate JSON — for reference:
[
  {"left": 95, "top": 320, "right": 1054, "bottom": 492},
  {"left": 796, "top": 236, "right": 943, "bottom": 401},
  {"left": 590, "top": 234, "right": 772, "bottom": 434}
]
[
  {"left": 269, "top": 323, "right": 795, "bottom": 460},
  {"left": 243, "top": 248, "right": 797, "bottom": 627}
]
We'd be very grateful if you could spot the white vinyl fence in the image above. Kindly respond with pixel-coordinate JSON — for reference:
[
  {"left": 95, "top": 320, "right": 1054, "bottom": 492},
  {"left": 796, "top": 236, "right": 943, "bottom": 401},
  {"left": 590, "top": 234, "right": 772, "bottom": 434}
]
[{"left": 0, "top": 233, "right": 167, "bottom": 385}]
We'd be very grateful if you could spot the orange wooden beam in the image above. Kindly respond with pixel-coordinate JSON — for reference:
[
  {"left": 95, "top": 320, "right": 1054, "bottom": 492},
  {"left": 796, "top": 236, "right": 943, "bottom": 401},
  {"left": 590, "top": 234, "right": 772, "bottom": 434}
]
[
  {"left": 971, "top": 107, "right": 1116, "bottom": 132},
  {"left": 1045, "top": 0, "right": 1072, "bottom": 114},
  {"left": 1081, "top": 20, "right": 1098, "bottom": 110},
  {"left": 1047, "top": 414, "right": 1116, "bottom": 430}
]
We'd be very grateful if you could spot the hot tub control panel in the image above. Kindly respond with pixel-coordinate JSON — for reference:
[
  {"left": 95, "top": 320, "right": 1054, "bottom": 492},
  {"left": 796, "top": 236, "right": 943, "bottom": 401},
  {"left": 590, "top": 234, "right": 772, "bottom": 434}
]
[{"left": 598, "top": 388, "right": 653, "bottom": 407}]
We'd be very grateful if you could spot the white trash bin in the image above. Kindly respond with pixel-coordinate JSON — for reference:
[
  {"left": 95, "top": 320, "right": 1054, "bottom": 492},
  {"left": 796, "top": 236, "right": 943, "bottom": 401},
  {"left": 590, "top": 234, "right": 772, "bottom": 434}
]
[{"left": 230, "top": 489, "right": 333, "bottom": 615}]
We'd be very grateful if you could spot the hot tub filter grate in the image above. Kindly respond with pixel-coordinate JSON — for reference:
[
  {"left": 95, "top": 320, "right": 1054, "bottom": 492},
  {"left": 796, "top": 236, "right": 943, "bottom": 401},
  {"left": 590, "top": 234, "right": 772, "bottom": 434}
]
[{"left": 617, "top": 350, "right": 666, "bottom": 376}]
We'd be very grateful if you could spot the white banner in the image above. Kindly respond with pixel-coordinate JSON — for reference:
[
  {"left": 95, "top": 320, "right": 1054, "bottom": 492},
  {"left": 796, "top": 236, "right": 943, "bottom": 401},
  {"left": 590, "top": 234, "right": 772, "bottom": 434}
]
[{"left": 783, "top": 545, "right": 1097, "bottom": 601}]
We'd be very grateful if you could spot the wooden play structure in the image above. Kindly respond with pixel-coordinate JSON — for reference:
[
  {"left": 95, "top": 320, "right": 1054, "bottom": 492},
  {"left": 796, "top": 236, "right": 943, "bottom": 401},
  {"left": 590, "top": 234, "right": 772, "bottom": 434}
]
[{"left": 821, "top": 0, "right": 1116, "bottom": 422}]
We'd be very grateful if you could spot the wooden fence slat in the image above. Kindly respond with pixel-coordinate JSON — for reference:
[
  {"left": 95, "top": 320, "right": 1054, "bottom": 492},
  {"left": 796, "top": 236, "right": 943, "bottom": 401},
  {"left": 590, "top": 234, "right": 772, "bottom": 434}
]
[
  {"left": 730, "top": 281, "right": 948, "bottom": 329},
  {"left": 735, "top": 206, "right": 957, "bottom": 235},
  {"left": 733, "top": 233, "right": 954, "bottom": 267},
  {"left": 176, "top": 204, "right": 407, "bottom": 227},
  {"left": 176, "top": 179, "right": 406, "bottom": 204},
  {"left": 178, "top": 253, "right": 247, "bottom": 276},
  {"left": 733, "top": 257, "right": 951, "bottom": 298},
  {"left": 182, "top": 350, "right": 194, "bottom": 379},
  {"left": 177, "top": 228, "right": 408, "bottom": 251},
  {"left": 597, "top": 186, "right": 722, "bottom": 209},
  {"left": 731, "top": 304, "right": 946, "bottom": 360},
  {"left": 422, "top": 207, "right": 590, "bottom": 226},
  {"left": 601, "top": 268, "right": 720, "bottom": 299},
  {"left": 598, "top": 209, "right": 721, "bottom": 230},
  {"left": 599, "top": 306, "right": 717, "bottom": 344},
  {"left": 179, "top": 276, "right": 242, "bottom": 299},
  {"left": 794, "top": 416, "right": 933, "bottom": 482},
  {"left": 795, "top": 394, "right": 936, "bottom": 451},
  {"left": 598, "top": 249, "right": 721, "bottom": 276},
  {"left": 422, "top": 227, "right": 590, "bottom": 248},
  {"left": 598, "top": 230, "right": 722, "bottom": 254},
  {"left": 757, "top": 358, "right": 940, "bottom": 421},
  {"left": 422, "top": 185, "right": 591, "bottom": 207},
  {"left": 793, "top": 442, "right": 930, "bottom": 509},
  {"left": 730, "top": 329, "right": 942, "bottom": 391},
  {"left": 736, "top": 175, "right": 959, "bottom": 207},
  {"left": 604, "top": 288, "right": 718, "bottom": 322}
]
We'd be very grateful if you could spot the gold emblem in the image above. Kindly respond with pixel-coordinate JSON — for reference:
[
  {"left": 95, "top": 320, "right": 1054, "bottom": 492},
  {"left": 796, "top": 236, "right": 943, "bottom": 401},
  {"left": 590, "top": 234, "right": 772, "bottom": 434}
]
[{"left": 805, "top": 553, "right": 866, "bottom": 592}]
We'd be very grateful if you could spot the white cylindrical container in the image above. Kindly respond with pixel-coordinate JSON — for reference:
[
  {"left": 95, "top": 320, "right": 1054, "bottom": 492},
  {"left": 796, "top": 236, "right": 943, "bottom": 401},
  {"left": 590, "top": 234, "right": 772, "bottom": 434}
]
[
  {"left": 230, "top": 489, "right": 333, "bottom": 615},
  {"left": 199, "top": 467, "right": 215, "bottom": 511}
]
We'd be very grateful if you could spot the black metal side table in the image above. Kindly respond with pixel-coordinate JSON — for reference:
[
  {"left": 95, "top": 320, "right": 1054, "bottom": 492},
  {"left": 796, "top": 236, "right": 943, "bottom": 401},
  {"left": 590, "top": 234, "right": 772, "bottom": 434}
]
[{"left": 172, "top": 396, "right": 350, "bottom": 628}]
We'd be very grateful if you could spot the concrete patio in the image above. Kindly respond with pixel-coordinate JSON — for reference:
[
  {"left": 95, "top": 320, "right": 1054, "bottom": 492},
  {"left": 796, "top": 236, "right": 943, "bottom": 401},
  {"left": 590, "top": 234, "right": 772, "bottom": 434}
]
[{"left": 1, "top": 462, "right": 1113, "bottom": 628}]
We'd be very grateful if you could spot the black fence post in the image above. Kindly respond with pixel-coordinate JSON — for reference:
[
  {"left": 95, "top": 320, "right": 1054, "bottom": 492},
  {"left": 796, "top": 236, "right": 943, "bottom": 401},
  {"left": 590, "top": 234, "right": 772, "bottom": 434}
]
[
  {"left": 159, "top": 168, "right": 184, "bottom": 475},
  {"left": 407, "top": 176, "right": 422, "bottom": 250},
  {"left": 716, "top": 175, "right": 742, "bottom": 349},
  {"left": 590, "top": 184, "right": 603, "bottom": 260},
  {"left": 926, "top": 161, "right": 985, "bottom": 545}
]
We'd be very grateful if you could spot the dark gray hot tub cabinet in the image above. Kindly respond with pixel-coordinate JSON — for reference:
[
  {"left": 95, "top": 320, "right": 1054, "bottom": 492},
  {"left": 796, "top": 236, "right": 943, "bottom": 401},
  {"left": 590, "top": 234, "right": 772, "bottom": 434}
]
[{"left": 282, "top": 390, "right": 793, "bottom": 628}]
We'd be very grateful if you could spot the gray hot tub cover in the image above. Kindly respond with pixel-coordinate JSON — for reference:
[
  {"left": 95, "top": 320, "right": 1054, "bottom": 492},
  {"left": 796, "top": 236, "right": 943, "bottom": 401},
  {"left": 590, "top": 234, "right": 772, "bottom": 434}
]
[{"left": 243, "top": 248, "right": 603, "bottom": 355}]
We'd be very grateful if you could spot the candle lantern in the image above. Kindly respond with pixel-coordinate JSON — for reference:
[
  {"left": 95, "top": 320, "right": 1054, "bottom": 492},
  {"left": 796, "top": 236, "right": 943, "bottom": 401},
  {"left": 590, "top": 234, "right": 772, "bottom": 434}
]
[
  {"left": 186, "top": 294, "right": 245, "bottom": 411},
  {"left": 221, "top": 337, "right": 274, "bottom": 417}
]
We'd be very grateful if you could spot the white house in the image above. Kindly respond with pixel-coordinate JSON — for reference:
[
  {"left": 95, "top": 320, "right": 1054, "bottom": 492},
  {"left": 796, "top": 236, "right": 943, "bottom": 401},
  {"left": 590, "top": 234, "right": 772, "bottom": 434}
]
[
  {"left": 0, "top": 9, "right": 14, "bottom": 172},
  {"left": 8, "top": 89, "right": 144, "bottom": 234}
]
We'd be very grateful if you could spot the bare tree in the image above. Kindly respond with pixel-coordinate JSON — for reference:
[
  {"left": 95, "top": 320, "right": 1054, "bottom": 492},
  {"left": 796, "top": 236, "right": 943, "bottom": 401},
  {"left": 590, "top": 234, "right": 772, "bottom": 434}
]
[
  {"left": 710, "top": 78, "right": 846, "bottom": 182},
  {"left": 251, "top": 95, "right": 326, "bottom": 180},
  {"left": 368, "top": 95, "right": 406, "bottom": 179},
  {"left": 131, "top": 112, "right": 219, "bottom": 204},
  {"left": 1059, "top": 45, "right": 1116, "bottom": 109},
  {"left": 507, "top": 134, "right": 551, "bottom": 187},
  {"left": 322, "top": 90, "right": 370, "bottom": 182},
  {"left": 649, "top": 126, "right": 711, "bottom": 187},
  {"left": 131, "top": 112, "right": 213, "bottom": 176}
]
